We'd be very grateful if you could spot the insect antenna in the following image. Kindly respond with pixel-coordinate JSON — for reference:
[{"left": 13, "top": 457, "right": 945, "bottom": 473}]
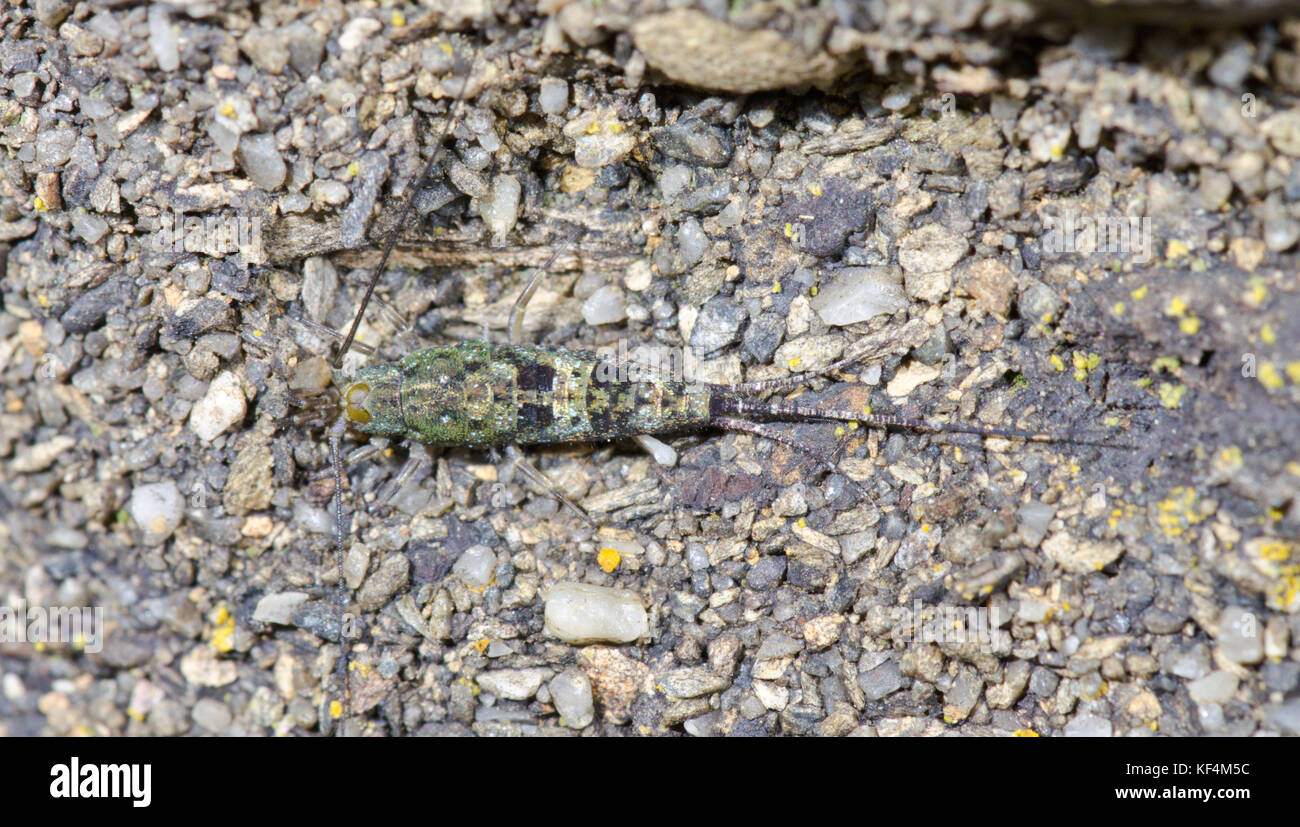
[
  {"left": 332, "top": 47, "right": 483, "bottom": 370},
  {"left": 718, "top": 396, "right": 1133, "bottom": 450}
]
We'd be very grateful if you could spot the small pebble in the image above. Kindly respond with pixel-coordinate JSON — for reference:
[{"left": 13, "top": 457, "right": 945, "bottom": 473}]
[
  {"left": 1217, "top": 606, "right": 1264, "bottom": 664},
  {"left": 189, "top": 371, "right": 246, "bottom": 441},
  {"left": 549, "top": 667, "right": 594, "bottom": 728},
  {"left": 544, "top": 582, "right": 648, "bottom": 644},
  {"left": 811, "top": 266, "right": 907, "bottom": 325},
  {"left": 452, "top": 545, "right": 496, "bottom": 589},
  {"left": 253, "top": 591, "right": 309, "bottom": 625},
  {"left": 480, "top": 175, "right": 521, "bottom": 239},
  {"left": 1187, "top": 670, "right": 1239, "bottom": 705},
  {"left": 477, "top": 668, "right": 548, "bottom": 701},
  {"left": 128, "top": 480, "right": 184, "bottom": 543},
  {"left": 538, "top": 78, "right": 568, "bottom": 115},
  {"left": 582, "top": 285, "right": 627, "bottom": 325}
]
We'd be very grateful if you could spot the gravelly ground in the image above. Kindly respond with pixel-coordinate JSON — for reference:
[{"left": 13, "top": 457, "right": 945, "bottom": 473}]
[{"left": 1, "top": 0, "right": 1299, "bottom": 737}]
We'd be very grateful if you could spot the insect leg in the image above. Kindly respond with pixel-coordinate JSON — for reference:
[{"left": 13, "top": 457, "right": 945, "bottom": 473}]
[
  {"left": 502, "top": 445, "right": 595, "bottom": 526},
  {"left": 507, "top": 226, "right": 587, "bottom": 346},
  {"left": 378, "top": 449, "right": 428, "bottom": 505},
  {"left": 327, "top": 416, "right": 351, "bottom": 735}
]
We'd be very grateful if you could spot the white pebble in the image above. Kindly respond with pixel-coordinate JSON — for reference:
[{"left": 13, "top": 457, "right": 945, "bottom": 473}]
[
  {"left": 339, "top": 17, "right": 382, "bottom": 52},
  {"left": 253, "top": 591, "right": 309, "bottom": 625},
  {"left": 544, "top": 582, "right": 648, "bottom": 644},
  {"left": 147, "top": 6, "right": 179, "bottom": 73},
  {"left": 811, "top": 266, "right": 907, "bottom": 326},
  {"left": 309, "top": 180, "right": 350, "bottom": 206},
  {"left": 128, "top": 481, "right": 184, "bottom": 543},
  {"left": 452, "top": 544, "right": 496, "bottom": 589},
  {"left": 659, "top": 164, "right": 692, "bottom": 198},
  {"left": 292, "top": 499, "right": 334, "bottom": 535},
  {"left": 582, "top": 285, "right": 627, "bottom": 325},
  {"left": 189, "top": 370, "right": 246, "bottom": 441},
  {"left": 538, "top": 78, "right": 569, "bottom": 115},
  {"left": 480, "top": 175, "right": 521, "bottom": 240},
  {"left": 549, "top": 667, "right": 594, "bottom": 728},
  {"left": 477, "top": 668, "right": 548, "bottom": 701}
]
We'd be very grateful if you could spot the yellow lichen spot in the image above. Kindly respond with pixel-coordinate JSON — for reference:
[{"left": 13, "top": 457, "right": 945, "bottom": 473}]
[
  {"left": 253, "top": 329, "right": 263, "bottom": 337},
  {"left": 220, "top": 102, "right": 236, "bottom": 118},
  {"left": 127, "top": 707, "right": 146, "bottom": 722},
  {"left": 1111, "top": 301, "right": 1125, "bottom": 315},
  {"left": 1166, "top": 240, "right": 1189, "bottom": 259},
  {"left": 391, "top": 10, "right": 405, "bottom": 26},
  {"left": 953, "top": 445, "right": 964, "bottom": 463},
  {"left": 330, "top": 700, "right": 343, "bottom": 719},
  {"left": 33, "top": 196, "right": 46, "bottom": 211},
  {"left": 834, "top": 425, "right": 846, "bottom": 437},
  {"left": 809, "top": 285, "right": 819, "bottom": 297},
  {"left": 597, "top": 547, "right": 621, "bottom": 572},
  {"left": 1013, "top": 729, "right": 1040, "bottom": 737},
  {"left": 1259, "top": 541, "right": 1292, "bottom": 563},
  {"left": 1287, "top": 462, "right": 1300, "bottom": 477},
  {"left": 1157, "top": 382, "right": 1186, "bottom": 409},
  {"left": 439, "top": 41, "right": 453, "bottom": 55},
  {"left": 788, "top": 356, "right": 803, "bottom": 370},
  {"left": 921, "top": 523, "right": 931, "bottom": 533},
  {"left": 1072, "top": 351, "right": 1099, "bottom": 382},
  {"left": 1049, "top": 142, "right": 1065, "bottom": 160},
  {"left": 585, "top": 122, "right": 600, "bottom": 135},
  {"left": 1179, "top": 315, "right": 1201, "bottom": 335},
  {"left": 861, "top": 404, "right": 872, "bottom": 416},
  {"left": 784, "top": 222, "right": 794, "bottom": 238},
  {"left": 1149, "top": 720, "right": 1159, "bottom": 731},
  {"left": 211, "top": 615, "right": 235, "bottom": 653},
  {"left": 1214, "top": 445, "right": 1243, "bottom": 475},
  {"left": 771, "top": 281, "right": 782, "bottom": 294},
  {"left": 1260, "top": 323, "right": 1277, "bottom": 344},
  {"left": 1103, "top": 416, "right": 1119, "bottom": 426},
  {"left": 1258, "top": 361, "right": 1284, "bottom": 390},
  {"left": 347, "top": 160, "right": 360, "bottom": 177},
  {"left": 1151, "top": 356, "right": 1179, "bottom": 373},
  {"left": 1245, "top": 282, "right": 1268, "bottom": 307},
  {"left": 1130, "top": 285, "right": 1148, "bottom": 301},
  {"left": 847, "top": 421, "right": 859, "bottom": 430},
  {"left": 37, "top": 293, "right": 50, "bottom": 308},
  {"left": 474, "top": 639, "right": 490, "bottom": 654},
  {"left": 1156, "top": 486, "right": 1204, "bottom": 537},
  {"left": 807, "top": 182, "right": 823, "bottom": 197},
  {"left": 1050, "top": 353, "right": 1066, "bottom": 372},
  {"left": 1165, "top": 296, "right": 1188, "bottom": 317},
  {"left": 1287, "top": 362, "right": 1300, "bottom": 384},
  {"left": 349, "top": 661, "right": 373, "bottom": 678}
]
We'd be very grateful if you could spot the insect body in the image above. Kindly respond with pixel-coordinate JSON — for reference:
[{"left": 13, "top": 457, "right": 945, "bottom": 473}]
[
  {"left": 339, "top": 339, "right": 1067, "bottom": 453},
  {"left": 341, "top": 340, "right": 711, "bottom": 449}
]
